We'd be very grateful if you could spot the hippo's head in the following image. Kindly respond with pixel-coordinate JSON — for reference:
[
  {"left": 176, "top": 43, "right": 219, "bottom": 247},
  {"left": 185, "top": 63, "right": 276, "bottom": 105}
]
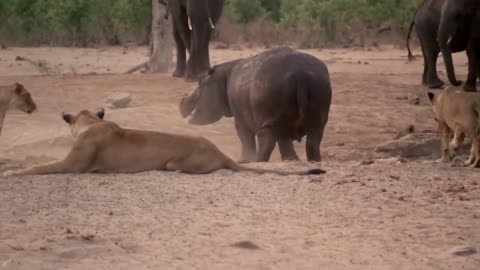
[{"left": 180, "top": 61, "right": 238, "bottom": 125}]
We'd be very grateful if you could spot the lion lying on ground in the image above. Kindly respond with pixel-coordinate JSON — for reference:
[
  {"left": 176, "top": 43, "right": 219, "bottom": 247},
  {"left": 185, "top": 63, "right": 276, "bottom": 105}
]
[
  {"left": 0, "top": 82, "right": 37, "bottom": 136},
  {"left": 427, "top": 87, "right": 480, "bottom": 168},
  {"left": 3, "top": 108, "right": 325, "bottom": 176}
]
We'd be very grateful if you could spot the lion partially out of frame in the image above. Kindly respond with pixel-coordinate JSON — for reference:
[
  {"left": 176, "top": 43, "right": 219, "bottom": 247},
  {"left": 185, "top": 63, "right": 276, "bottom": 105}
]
[{"left": 428, "top": 87, "right": 480, "bottom": 167}]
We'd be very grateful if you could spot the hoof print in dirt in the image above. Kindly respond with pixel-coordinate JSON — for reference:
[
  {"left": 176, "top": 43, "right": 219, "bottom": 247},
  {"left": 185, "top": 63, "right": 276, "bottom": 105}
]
[
  {"left": 105, "top": 93, "right": 131, "bottom": 109},
  {"left": 230, "top": 241, "right": 261, "bottom": 250}
]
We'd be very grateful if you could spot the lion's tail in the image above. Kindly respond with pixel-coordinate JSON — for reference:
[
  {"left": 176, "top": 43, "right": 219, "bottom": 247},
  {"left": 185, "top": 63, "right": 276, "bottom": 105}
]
[{"left": 225, "top": 159, "right": 326, "bottom": 176}]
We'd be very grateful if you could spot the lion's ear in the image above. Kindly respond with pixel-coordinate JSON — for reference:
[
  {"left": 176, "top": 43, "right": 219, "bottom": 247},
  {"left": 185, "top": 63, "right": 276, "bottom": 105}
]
[
  {"left": 96, "top": 107, "right": 105, "bottom": 119},
  {"left": 14, "top": 82, "right": 23, "bottom": 94},
  {"left": 427, "top": 92, "right": 435, "bottom": 104},
  {"left": 62, "top": 112, "right": 73, "bottom": 124}
]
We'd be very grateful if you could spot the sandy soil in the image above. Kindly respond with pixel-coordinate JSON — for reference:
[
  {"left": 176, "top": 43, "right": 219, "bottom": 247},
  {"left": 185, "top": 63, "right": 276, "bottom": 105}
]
[{"left": 0, "top": 45, "right": 479, "bottom": 269}]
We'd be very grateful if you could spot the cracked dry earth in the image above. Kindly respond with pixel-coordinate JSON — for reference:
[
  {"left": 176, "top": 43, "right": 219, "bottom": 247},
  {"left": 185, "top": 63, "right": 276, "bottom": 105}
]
[{"left": 0, "top": 45, "right": 479, "bottom": 269}]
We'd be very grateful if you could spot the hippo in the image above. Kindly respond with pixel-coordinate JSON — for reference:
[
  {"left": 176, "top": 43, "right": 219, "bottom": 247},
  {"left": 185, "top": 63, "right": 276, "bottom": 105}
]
[{"left": 179, "top": 47, "right": 332, "bottom": 162}]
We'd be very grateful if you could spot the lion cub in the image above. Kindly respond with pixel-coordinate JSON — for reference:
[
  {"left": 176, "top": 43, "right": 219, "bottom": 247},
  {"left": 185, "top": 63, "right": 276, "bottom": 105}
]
[
  {"left": 0, "top": 82, "right": 37, "bottom": 136},
  {"left": 3, "top": 108, "right": 325, "bottom": 176},
  {"left": 427, "top": 87, "right": 480, "bottom": 167}
]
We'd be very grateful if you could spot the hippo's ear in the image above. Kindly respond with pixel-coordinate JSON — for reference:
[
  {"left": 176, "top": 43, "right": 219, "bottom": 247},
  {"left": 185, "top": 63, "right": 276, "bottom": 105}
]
[
  {"left": 62, "top": 112, "right": 73, "bottom": 124},
  {"left": 427, "top": 92, "right": 435, "bottom": 104},
  {"left": 96, "top": 107, "right": 105, "bottom": 119}
]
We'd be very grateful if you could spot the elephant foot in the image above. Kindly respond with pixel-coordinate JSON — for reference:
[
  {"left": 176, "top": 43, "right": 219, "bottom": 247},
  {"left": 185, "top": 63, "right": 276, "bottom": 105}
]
[
  {"left": 172, "top": 68, "right": 185, "bottom": 78},
  {"left": 426, "top": 78, "right": 445, "bottom": 89},
  {"left": 184, "top": 74, "right": 199, "bottom": 82},
  {"left": 281, "top": 156, "right": 300, "bottom": 162}
]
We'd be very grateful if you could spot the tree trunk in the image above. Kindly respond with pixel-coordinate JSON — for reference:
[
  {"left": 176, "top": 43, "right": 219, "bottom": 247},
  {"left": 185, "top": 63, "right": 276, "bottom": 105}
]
[{"left": 149, "top": 0, "right": 173, "bottom": 73}]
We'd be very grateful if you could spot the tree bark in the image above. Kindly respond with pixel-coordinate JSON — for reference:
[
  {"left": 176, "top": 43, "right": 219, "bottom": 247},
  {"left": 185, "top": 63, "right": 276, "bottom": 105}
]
[{"left": 149, "top": 0, "right": 173, "bottom": 73}]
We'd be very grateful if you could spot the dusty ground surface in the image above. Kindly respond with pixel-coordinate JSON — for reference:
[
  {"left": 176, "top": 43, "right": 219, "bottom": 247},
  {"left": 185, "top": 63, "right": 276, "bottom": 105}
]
[{"left": 0, "top": 45, "right": 479, "bottom": 269}]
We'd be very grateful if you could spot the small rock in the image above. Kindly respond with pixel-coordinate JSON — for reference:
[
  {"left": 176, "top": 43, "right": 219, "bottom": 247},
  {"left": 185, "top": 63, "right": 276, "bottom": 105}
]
[
  {"left": 448, "top": 246, "right": 477, "bottom": 257},
  {"left": 359, "top": 159, "right": 374, "bottom": 165},
  {"left": 81, "top": 234, "right": 95, "bottom": 241},
  {"left": 230, "top": 44, "right": 242, "bottom": 51},
  {"left": 336, "top": 142, "right": 345, "bottom": 146},
  {"left": 394, "top": 125, "right": 415, "bottom": 139},
  {"left": 105, "top": 93, "right": 132, "bottom": 108},
  {"left": 408, "top": 94, "right": 420, "bottom": 105},
  {"left": 214, "top": 42, "right": 229, "bottom": 49},
  {"left": 375, "top": 133, "right": 470, "bottom": 159},
  {"left": 375, "top": 157, "right": 399, "bottom": 164},
  {"left": 230, "top": 241, "right": 261, "bottom": 250}
]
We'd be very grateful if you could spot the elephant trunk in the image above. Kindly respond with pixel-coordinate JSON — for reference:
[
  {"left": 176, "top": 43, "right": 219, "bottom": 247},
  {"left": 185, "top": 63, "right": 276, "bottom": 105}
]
[{"left": 438, "top": 15, "right": 462, "bottom": 86}]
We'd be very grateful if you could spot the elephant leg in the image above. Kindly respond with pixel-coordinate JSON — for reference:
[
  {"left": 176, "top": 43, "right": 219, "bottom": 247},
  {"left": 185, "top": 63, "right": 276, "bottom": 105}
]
[
  {"left": 256, "top": 128, "right": 276, "bottom": 162},
  {"left": 417, "top": 28, "right": 444, "bottom": 88},
  {"left": 278, "top": 139, "right": 300, "bottom": 161},
  {"left": 186, "top": 21, "right": 212, "bottom": 81},
  {"left": 234, "top": 119, "right": 256, "bottom": 163},
  {"left": 420, "top": 42, "right": 429, "bottom": 85},
  {"left": 305, "top": 128, "right": 324, "bottom": 162},
  {"left": 424, "top": 44, "right": 444, "bottom": 88},
  {"left": 465, "top": 42, "right": 479, "bottom": 92},
  {"left": 172, "top": 22, "right": 187, "bottom": 77}
]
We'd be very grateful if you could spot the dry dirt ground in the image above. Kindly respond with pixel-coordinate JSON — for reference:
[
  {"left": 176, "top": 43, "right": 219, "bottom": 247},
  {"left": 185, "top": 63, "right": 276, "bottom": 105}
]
[{"left": 0, "top": 45, "right": 479, "bottom": 269}]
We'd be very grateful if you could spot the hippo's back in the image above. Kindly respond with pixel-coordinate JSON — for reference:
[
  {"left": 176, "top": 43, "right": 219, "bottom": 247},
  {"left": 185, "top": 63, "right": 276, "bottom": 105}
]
[{"left": 227, "top": 47, "right": 332, "bottom": 138}]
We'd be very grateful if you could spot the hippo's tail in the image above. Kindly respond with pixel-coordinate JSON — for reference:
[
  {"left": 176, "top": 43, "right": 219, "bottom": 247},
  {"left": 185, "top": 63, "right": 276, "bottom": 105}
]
[
  {"left": 289, "top": 71, "right": 313, "bottom": 125},
  {"left": 226, "top": 159, "right": 326, "bottom": 176}
]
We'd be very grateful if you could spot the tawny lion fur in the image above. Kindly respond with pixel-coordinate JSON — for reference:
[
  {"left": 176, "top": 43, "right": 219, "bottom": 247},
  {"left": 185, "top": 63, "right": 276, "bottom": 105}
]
[
  {"left": 3, "top": 109, "right": 325, "bottom": 176},
  {"left": 428, "top": 87, "right": 480, "bottom": 167},
  {"left": 0, "top": 82, "right": 37, "bottom": 136}
]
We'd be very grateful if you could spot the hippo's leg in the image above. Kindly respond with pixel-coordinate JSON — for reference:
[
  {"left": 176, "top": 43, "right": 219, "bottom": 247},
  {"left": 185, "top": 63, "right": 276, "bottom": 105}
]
[
  {"left": 278, "top": 139, "right": 300, "bottom": 161},
  {"left": 256, "top": 128, "right": 276, "bottom": 162},
  {"left": 306, "top": 128, "right": 324, "bottom": 162},
  {"left": 234, "top": 119, "right": 257, "bottom": 162}
]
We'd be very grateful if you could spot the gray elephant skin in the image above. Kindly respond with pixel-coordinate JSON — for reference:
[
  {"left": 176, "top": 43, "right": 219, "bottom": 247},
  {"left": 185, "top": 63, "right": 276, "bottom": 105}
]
[
  {"left": 179, "top": 47, "right": 332, "bottom": 162},
  {"left": 407, "top": 0, "right": 480, "bottom": 91},
  {"left": 160, "top": 0, "right": 224, "bottom": 81}
]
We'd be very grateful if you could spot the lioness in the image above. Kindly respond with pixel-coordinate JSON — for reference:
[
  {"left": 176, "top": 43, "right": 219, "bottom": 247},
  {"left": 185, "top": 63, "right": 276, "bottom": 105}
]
[
  {"left": 3, "top": 108, "right": 326, "bottom": 176},
  {"left": 427, "top": 87, "right": 480, "bottom": 167},
  {"left": 0, "top": 82, "right": 37, "bottom": 135}
]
